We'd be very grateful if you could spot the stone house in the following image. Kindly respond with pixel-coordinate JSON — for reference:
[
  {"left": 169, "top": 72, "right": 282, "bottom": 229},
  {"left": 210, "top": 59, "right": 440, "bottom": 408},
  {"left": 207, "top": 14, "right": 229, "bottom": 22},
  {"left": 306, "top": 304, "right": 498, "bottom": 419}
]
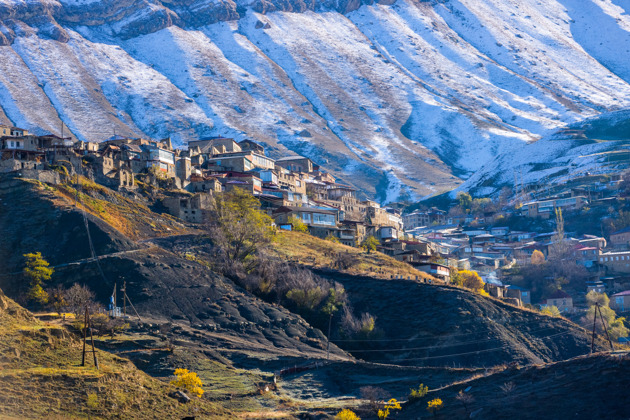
[
  {"left": 272, "top": 205, "right": 339, "bottom": 238},
  {"left": 0, "top": 125, "right": 29, "bottom": 137},
  {"left": 337, "top": 220, "right": 367, "bottom": 246},
  {"left": 275, "top": 167, "right": 306, "bottom": 194},
  {"left": 189, "top": 137, "right": 241, "bottom": 155},
  {"left": 411, "top": 262, "right": 450, "bottom": 282},
  {"left": 522, "top": 196, "right": 587, "bottom": 218},
  {"left": 176, "top": 157, "right": 192, "bottom": 189},
  {"left": 403, "top": 208, "right": 447, "bottom": 230},
  {"left": 505, "top": 285, "right": 531, "bottom": 305},
  {"left": 238, "top": 139, "right": 265, "bottom": 154},
  {"left": 599, "top": 250, "right": 630, "bottom": 274},
  {"left": 275, "top": 156, "right": 317, "bottom": 173},
  {"left": 610, "top": 227, "right": 630, "bottom": 248},
  {"left": 544, "top": 289, "right": 573, "bottom": 313},
  {"left": 205, "top": 155, "right": 254, "bottom": 173},
  {"left": 188, "top": 174, "right": 223, "bottom": 193},
  {"left": 162, "top": 193, "right": 213, "bottom": 224},
  {"left": 611, "top": 290, "right": 630, "bottom": 312}
]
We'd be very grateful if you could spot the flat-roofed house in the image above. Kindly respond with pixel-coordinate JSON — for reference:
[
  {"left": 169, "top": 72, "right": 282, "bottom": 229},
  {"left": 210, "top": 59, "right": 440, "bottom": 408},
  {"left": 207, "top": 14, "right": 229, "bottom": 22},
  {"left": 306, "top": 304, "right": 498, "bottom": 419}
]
[
  {"left": 275, "top": 156, "right": 317, "bottom": 173},
  {"left": 599, "top": 250, "right": 630, "bottom": 274},
  {"left": 610, "top": 227, "right": 630, "bottom": 248},
  {"left": 544, "top": 289, "right": 573, "bottom": 313},
  {"left": 522, "top": 196, "right": 587, "bottom": 218},
  {"left": 611, "top": 290, "right": 630, "bottom": 312},
  {"left": 272, "top": 205, "right": 339, "bottom": 238}
]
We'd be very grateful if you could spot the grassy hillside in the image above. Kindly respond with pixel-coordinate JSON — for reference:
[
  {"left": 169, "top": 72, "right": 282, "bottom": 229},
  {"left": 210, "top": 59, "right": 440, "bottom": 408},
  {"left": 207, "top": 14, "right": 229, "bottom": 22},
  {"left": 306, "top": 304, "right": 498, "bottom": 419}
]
[
  {"left": 272, "top": 231, "right": 432, "bottom": 280},
  {"left": 0, "top": 288, "right": 229, "bottom": 419}
]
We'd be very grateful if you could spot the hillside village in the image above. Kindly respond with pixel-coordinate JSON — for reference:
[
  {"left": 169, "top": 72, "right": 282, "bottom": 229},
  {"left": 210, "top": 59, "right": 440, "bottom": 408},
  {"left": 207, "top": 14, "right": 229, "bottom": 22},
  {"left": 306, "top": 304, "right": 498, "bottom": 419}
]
[
  {"left": 0, "top": 124, "right": 402, "bottom": 242},
  {"left": 3, "top": 123, "right": 630, "bottom": 334}
]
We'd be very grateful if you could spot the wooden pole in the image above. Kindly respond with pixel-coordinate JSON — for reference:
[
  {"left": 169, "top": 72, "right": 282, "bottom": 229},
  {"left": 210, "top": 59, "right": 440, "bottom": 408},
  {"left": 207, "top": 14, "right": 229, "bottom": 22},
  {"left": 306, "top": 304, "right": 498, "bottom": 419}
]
[
  {"left": 326, "top": 313, "right": 332, "bottom": 361},
  {"left": 81, "top": 307, "right": 88, "bottom": 366},
  {"left": 122, "top": 281, "right": 127, "bottom": 318},
  {"left": 590, "top": 303, "right": 598, "bottom": 354},
  {"left": 596, "top": 303, "right": 615, "bottom": 352},
  {"left": 124, "top": 289, "right": 142, "bottom": 322},
  {"left": 87, "top": 308, "right": 99, "bottom": 370}
]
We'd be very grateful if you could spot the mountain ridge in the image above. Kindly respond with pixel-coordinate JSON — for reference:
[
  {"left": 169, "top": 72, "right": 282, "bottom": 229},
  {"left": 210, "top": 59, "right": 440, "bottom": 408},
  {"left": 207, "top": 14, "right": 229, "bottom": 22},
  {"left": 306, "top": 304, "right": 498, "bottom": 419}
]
[{"left": 2, "top": 0, "right": 630, "bottom": 201}]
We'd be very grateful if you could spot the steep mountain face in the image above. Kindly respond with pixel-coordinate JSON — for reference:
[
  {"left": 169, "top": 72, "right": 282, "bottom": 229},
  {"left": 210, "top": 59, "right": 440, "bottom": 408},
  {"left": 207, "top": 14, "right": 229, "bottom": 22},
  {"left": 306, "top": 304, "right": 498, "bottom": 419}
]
[{"left": 1, "top": 0, "right": 630, "bottom": 201}]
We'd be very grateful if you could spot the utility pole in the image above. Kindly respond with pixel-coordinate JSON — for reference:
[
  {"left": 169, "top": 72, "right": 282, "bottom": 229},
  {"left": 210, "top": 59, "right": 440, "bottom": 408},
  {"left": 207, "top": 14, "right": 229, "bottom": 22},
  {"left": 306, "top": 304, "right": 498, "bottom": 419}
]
[
  {"left": 81, "top": 306, "right": 99, "bottom": 369},
  {"left": 326, "top": 313, "right": 332, "bottom": 361},
  {"left": 122, "top": 283, "right": 142, "bottom": 322},
  {"left": 122, "top": 281, "right": 127, "bottom": 318},
  {"left": 596, "top": 303, "right": 615, "bottom": 352},
  {"left": 591, "top": 303, "right": 598, "bottom": 354}
]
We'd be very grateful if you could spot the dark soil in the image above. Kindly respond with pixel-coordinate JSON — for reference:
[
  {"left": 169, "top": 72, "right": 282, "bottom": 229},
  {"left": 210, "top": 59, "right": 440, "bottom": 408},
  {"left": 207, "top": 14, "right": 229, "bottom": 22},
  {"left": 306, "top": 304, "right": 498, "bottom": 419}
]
[
  {"left": 316, "top": 270, "right": 608, "bottom": 368},
  {"left": 400, "top": 353, "right": 630, "bottom": 420}
]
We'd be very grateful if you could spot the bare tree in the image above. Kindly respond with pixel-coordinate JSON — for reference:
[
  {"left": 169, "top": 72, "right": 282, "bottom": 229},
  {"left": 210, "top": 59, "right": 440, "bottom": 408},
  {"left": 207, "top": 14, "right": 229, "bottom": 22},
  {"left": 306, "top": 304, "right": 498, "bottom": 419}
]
[
  {"left": 455, "top": 390, "right": 474, "bottom": 414},
  {"left": 500, "top": 381, "right": 516, "bottom": 397},
  {"left": 360, "top": 386, "right": 390, "bottom": 413},
  {"left": 64, "top": 283, "right": 96, "bottom": 317}
]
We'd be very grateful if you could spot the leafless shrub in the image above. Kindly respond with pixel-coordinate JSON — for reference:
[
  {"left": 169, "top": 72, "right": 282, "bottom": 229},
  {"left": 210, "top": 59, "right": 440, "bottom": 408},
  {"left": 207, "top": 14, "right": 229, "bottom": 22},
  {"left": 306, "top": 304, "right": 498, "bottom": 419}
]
[
  {"left": 455, "top": 390, "right": 474, "bottom": 413},
  {"left": 500, "top": 381, "right": 516, "bottom": 396},
  {"left": 360, "top": 386, "right": 390, "bottom": 413},
  {"left": 64, "top": 283, "right": 97, "bottom": 317},
  {"left": 334, "top": 252, "right": 356, "bottom": 270}
]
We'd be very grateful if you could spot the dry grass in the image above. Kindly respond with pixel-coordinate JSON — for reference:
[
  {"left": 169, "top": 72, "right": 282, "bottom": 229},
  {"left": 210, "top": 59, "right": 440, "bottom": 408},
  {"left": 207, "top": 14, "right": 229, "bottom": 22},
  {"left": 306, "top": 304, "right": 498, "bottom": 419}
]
[
  {"left": 0, "top": 291, "right": 230, "bottom": 419},
  {"left": 47, "top": 176, "right": 188, "bottom": 240},
  {"left": 271, "top": 231, "right": 433, "bottom": 281}
]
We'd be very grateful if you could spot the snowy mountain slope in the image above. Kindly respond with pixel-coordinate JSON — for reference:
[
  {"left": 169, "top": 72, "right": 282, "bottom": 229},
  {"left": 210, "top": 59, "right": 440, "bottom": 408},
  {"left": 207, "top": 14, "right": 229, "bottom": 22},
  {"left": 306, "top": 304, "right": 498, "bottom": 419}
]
[
  {"left": 0, "top": 0, "right": 630, "bottom": 200},
  {"left": 457, "top": 109, "right": 630, "bottom": 198}
]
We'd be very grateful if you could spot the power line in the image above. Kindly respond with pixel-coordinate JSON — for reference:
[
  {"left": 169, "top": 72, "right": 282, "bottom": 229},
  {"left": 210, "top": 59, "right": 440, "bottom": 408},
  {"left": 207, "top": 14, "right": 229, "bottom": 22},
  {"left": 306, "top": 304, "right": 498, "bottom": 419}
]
[
  {"left": 332, "top": 318, "right": 589, "bottom": 343},
  {"left": 365, "top": 329, "right": 593, "bottom": 363},
  {"left": 345, "top": 327, "right": 585, "bottom": 355},
  {"left": 75, "top": 161, "right": 109, "bottom": 286}
]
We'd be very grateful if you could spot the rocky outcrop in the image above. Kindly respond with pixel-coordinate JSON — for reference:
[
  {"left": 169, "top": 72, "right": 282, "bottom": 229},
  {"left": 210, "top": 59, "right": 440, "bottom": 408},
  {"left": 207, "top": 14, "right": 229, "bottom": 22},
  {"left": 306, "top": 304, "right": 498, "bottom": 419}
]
[{"left": 0, "top": 0, "right": 395, "bottom": 43}]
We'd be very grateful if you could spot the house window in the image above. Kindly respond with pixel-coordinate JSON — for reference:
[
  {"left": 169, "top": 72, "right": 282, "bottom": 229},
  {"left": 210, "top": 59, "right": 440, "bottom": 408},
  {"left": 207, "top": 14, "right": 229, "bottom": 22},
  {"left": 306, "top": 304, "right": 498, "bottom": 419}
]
[{"left": 616, "top": 257, "right": 620, "bottom": 261}]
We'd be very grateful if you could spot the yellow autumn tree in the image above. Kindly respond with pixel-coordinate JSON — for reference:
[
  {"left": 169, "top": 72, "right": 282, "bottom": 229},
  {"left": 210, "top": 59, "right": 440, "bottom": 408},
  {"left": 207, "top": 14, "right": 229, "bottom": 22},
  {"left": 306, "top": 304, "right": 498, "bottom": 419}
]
[
  {"left": 530, "top": 249, "right": 545, "bottom": 265},
  {"left": 458, "top": 270, "right": 486, "bottom": 295},
  {"left": 288, "top": 215, "right": 309, "bottom": 233},
  {"left": 325, "top": 233, "right": 340, "bottom": 243},
  {"left": 170, "top": 368, "right": 204, "bottom": 398},
  {"left": 335, "top": 409, "right": 360, "bottom": 420},
  {"left": 362, "top": 236, "right": 380, "bottom": 254},
  {"left": 427, "top": 398, "right": 443, "bottom": 416},
  {"left": 377, "top": 398, "right": 401, "bottom": 419}
]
